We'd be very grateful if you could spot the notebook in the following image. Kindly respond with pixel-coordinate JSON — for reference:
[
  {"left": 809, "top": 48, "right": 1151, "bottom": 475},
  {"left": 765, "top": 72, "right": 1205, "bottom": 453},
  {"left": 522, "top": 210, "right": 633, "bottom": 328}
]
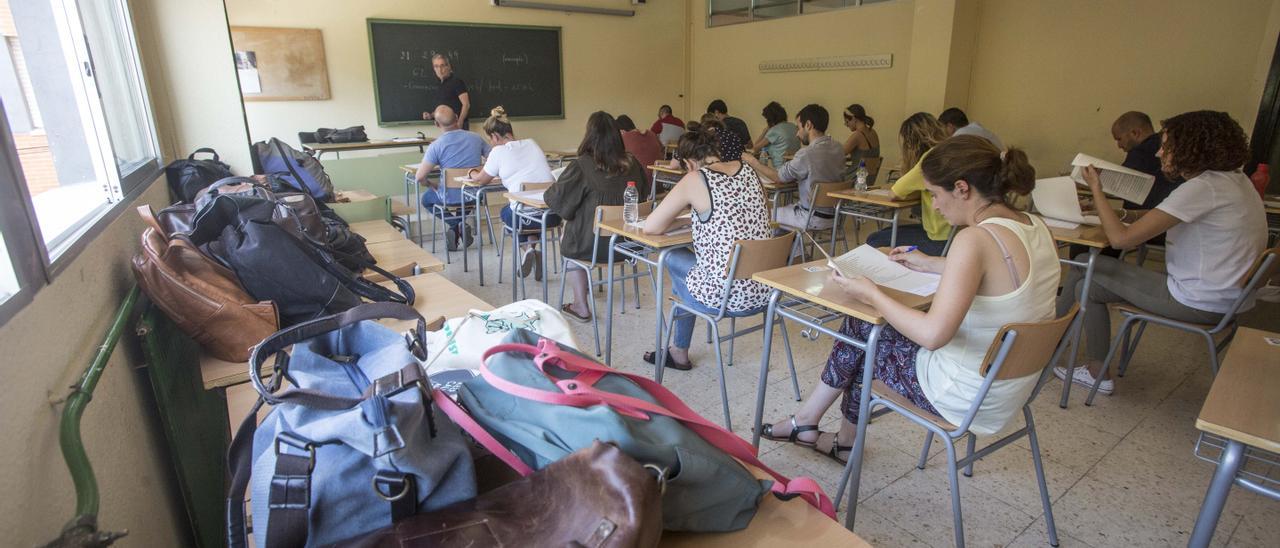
[
  {"left": 807, "top": 237, "right": 940, "bottom": 296},
  {"left": 1069, "top": 153, "right": 1154, "bottom": 205},
  {"left": 1031, "top": 176, "right": 1099, "bottom": 229}
]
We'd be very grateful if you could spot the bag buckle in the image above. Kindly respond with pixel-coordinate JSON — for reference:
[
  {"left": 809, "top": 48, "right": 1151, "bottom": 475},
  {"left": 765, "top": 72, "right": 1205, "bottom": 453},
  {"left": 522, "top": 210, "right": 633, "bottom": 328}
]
[
  {"left": 643, "top": 464, "right": 669, "bottom": 496},
  {"left": 370, "top": 364, "right": 427, "bottom": 398},
  {"left": 372, "top": 471, "right": 413, "bottom": 502},
  {"left": 274, "top": 433, "right": 316, "bottom": 473}
]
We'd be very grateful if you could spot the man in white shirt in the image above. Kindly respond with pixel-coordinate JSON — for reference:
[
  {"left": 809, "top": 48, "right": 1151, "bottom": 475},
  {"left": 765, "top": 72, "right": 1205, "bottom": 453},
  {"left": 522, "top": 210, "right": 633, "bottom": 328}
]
[{"left": 939, "top": 107, "right": 1004, "bottom": 150}]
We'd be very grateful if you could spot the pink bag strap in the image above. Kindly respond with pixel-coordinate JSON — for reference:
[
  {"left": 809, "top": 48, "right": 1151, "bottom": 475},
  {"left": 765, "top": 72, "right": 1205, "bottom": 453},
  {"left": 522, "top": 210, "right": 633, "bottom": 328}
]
[
  {"left": 479, "top": 341, "right": 836, "bottom": 518},
  {"left": 431, "top": 388, "right": 534, "bottom": 477}
]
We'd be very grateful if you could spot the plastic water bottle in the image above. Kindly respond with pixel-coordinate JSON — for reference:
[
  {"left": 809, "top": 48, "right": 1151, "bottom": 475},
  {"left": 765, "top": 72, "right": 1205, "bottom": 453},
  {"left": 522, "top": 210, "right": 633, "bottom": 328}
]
[
  {"left": 854, "top": 160, "right": 869, "bottom": 192},
  {"left": 623, "top": 181, "right": 640, "bottom": 225}
]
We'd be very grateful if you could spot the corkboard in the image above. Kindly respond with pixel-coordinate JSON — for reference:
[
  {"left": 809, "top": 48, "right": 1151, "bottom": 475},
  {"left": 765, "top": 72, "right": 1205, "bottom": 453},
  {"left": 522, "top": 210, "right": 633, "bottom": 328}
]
[{"left": 230, "top": 26, "right": 330, "bottom": 101}]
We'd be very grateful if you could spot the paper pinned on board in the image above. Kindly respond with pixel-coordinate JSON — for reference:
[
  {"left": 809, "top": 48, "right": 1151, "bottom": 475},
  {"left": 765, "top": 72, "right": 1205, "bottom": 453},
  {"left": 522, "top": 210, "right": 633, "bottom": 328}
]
[
  {"left": 1069, "top": 153, "right": 1154, "bottom": 205},
  {"left": 1032, "top": 176, "right": 1100, "bottom": 229}
]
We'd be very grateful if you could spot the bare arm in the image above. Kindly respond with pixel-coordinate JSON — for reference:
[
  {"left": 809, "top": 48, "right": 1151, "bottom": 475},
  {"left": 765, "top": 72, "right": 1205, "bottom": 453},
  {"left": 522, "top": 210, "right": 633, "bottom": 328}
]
[
  {"left": 643, "top": 166, "right": 703, "bottom": 234},
  {"left": 742, "top": 153, "right": 783, "bottom": 182},
  {"left": 752, "top": 130, "right": 770, "bottom": 151},
  {"left": 1082, "top": 165, "right": 1180, "bottom": 249},
  {"left": 468, "top": 166, "right": 496, "bottom": 185},
  {"left": 829, "top": 230, "right": 985, "bottom": 350},
  {"left": 415, "top": 162, "right": 436, "bottom": 185},
  {"left": 457, "top": 93, "right": 471, "bottom": 125}
]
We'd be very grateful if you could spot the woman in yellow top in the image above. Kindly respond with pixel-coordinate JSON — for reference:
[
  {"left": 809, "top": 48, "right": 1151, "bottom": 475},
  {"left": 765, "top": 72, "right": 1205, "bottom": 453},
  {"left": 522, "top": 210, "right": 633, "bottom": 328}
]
[{"left": 865, "top": 112, "right": 953, "bottom": 256}]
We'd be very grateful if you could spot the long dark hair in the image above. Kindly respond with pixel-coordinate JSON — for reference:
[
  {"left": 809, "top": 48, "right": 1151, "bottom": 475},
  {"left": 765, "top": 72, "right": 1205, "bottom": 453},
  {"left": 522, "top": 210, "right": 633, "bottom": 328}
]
[{"left": 578, "top": 111, "right": 631, "bottom": 176}]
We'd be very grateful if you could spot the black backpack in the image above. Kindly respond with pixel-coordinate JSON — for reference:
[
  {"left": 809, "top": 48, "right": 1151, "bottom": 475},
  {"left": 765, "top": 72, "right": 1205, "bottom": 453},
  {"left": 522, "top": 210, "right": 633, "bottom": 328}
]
[
  {"left": 188, "top": 192, "right": 413, "bottom": 326},
  {"left": 315, "top": 126, "right": 368, "bottom": 143},
  {"left": 165, "top": 148, "right": 234, "bottom": 203}
]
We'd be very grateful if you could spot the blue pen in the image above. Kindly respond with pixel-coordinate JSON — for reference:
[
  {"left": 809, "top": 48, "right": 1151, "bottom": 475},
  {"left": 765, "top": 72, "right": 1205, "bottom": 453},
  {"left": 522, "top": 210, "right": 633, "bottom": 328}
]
[{"left": 902, "top": 246, "right": 918, "bottom": 253}]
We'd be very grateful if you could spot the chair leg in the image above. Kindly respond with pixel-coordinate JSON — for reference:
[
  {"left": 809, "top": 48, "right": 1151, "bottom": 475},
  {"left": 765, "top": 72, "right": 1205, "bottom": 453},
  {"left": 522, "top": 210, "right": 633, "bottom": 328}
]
[
  {"left": 1203, "top": 331, "right": 1222, "bottom": 376},
  {"left": 586, "top": 268, "right": 602, "bottom": 358},
  {"left": 657, "top": 304, "right": 680, "bottom": 383},
  {"left": 619, "top": 264, "right": 627, "bottom": 316},
  {"left": 917, "top": 432, "right": 933, "bottom": 469},
  {"left": 557, "top": 261, "right": 569, "bottom": 307},
  {"left": 710, "top": 321, "right": 732, "bottom": 430},
  {"left": 430, "top": 212, "right": 439, "bottom": 253},
  {"left": 632, "top": 262, "right": 642, "bottom": 310},
  {"left": 778, "top": 317, "right": 801, "bottom": 401},
  {"left": 1025, "top": 408, "right": 1060, "bottom": 547},
  {"left": 1086, "top": 316, "right": 1138, "bottom": 406},
  {"left": 498, "top": 230, "right": 508, "bottom": 284},
  {"left": 1117, "top": 320, "right": 1147, "bottom": 377},
  {"left": 944, "top": 440, "right": 967, "bottom": 548},
  {"left": 963, "top": 434, "right": 977, "bottom": 477},
  {"left": 727, "top": 317, "right": 737, "bottom": 366}
]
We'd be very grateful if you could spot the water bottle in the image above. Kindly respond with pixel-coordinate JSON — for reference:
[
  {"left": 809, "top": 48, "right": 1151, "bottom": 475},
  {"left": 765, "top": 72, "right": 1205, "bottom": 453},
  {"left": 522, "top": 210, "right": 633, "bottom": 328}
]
[
  {"left": 623, "top": 181, "right": 640, "bottom": 224},
  {"left": 854, "top": 160, "right": 869, "bottom": 192}
]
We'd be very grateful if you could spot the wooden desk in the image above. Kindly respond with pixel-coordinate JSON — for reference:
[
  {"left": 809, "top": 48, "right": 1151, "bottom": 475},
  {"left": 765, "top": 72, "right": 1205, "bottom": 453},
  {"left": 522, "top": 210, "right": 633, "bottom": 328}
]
[
  {"left": 649, "top": 163, "right": 687, "bottom": 202},
  {"left": 662, "top": 465, "right": 870, "bottom": 547},
  {"left": 349, "top": 219, "right": 406, "bottom": 244},
  {"left": 830, "top": 188, "right": 921, "bottom": 248},
  {"left": 1188, "top": 327, "right": 1280, "bottom": 546},
  {"left": 368, "top": 238, "right": 443, "bottom": 275},
  {"left": 334, "top": 189, "right": 380, "bottom": 203},
  {"left": 545, "top": 150, "right": 577, "bottom": 166},
  {"left": 596, "top": 217, "right": 695, "bottom": 364},
  {"left": 750, "top": 256, "right": 934, "bottom": 532},
  {"left": 1047, "top": 223, "right": 1109, "bottom": 407},
  {"left": 380, "top": 273, "right": 494, "bottom": 333},
  {"left": 303, "top": 138, "right": 431, "bottom": 160}
]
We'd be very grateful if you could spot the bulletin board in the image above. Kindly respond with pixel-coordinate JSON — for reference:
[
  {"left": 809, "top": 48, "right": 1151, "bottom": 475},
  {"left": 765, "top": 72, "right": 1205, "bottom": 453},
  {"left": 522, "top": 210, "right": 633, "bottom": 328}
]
[{"left": 230, "top": 26, "right": 331, "bottom": 102}]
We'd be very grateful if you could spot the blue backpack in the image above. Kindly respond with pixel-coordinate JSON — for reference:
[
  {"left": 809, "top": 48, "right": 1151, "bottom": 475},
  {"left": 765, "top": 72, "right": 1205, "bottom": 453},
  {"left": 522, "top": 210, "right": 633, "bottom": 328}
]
[
  {"left": 254, "top": 137, "right": 335, "bottom": 201},
  {"left": 226, "top": 303, "right": 476, "bottom": 547}
]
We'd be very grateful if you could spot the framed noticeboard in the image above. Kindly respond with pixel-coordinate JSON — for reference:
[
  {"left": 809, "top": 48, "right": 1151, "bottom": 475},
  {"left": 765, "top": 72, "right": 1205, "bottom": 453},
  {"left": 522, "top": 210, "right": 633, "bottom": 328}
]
[{"left": 230, "top": 26, "right": 331, "bottom": 102}]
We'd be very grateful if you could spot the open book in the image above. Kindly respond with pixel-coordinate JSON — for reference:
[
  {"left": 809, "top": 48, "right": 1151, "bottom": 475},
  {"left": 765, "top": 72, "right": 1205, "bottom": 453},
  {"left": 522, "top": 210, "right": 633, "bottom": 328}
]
[
  {"left": 1069, "top": 153, "right": 1154, "bottom": 205},
  {"left": 1031, "top": 176, "right": 1099, "bottom": 229},
  {"left": 810, "top": 240, "right": 940, "bottom": 296}
]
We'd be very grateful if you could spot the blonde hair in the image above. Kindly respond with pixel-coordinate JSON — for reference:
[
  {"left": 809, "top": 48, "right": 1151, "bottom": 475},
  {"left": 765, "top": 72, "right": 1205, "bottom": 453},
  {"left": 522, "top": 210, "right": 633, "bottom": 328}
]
[
  {"left": 898, "top": 112, "right": 948, "bottom": 170},
  {"left": 483, "top": 106, "right": 513, "bottom": 137}
]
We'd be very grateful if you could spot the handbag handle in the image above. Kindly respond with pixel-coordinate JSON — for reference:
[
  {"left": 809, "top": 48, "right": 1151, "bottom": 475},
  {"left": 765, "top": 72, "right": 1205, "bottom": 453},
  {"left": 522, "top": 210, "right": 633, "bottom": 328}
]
[
  {"left": 479, "top": 340, "right": 836, "bottom": 519},
  {"left": 431, "top": 389, "right": 535, "bottom": 476},
  {"left": 136, "top": 205, "right": 167, "bottom": 239},
  {"left": 249, "top": 302, "right": 427, "bottom": 407},
  {"left": 189, "top": 147, "right": 219, "bottom": 161}
]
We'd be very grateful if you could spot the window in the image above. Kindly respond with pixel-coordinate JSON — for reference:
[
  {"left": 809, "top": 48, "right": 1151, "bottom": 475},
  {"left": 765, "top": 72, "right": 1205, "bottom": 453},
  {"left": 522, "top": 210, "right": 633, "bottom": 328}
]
[
  {"left": 0, "top": 0, "right": 159, "bottom": 323},
  {"left": 707, "top": 0, "right": 894, "bottom": 27}
]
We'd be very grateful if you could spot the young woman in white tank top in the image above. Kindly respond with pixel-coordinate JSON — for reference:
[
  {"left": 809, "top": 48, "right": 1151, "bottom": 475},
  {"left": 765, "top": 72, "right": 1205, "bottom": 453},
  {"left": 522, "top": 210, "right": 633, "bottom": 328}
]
[{"left": 760, "top": 136, "right": 1062, "bottom": 463}]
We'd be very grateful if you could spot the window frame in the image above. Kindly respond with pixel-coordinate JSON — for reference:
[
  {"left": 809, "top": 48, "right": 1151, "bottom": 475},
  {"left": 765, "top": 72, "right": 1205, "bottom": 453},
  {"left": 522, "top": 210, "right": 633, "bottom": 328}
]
[
  {"left": 0, "top": 0, "right": 162, "bottom": 327},
  {"left": 707, "top": 0, "right": 887, "bottom": 28}
]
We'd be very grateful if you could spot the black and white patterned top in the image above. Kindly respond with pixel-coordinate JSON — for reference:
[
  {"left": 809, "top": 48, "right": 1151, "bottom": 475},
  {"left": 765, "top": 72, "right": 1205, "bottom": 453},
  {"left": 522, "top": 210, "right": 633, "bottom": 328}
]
[{"left": 684, "top": 163, "right": 772, "bottom": 311}]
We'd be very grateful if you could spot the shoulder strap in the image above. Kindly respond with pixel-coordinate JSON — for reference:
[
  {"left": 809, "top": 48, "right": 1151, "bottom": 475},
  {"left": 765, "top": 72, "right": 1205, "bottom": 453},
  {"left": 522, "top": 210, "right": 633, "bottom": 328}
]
[
  {"left": 432, "top": 389, "right": 535, "bottom": 476},
  {"left": 477, "top": 340, "right": 836, "bottom": 518},
  {"left": 977, "top": 223, "right": 1021, "bottom": 287}
]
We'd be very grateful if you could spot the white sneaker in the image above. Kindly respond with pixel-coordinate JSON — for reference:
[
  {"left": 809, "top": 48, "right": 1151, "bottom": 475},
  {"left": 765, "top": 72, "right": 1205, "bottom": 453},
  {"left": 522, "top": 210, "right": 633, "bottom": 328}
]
[
  {"left": 1053, "top": 366, "right": 1114, "bottom": 395},
  {"left": 519, "top": 247, "right": 536, "bottom": 278}
]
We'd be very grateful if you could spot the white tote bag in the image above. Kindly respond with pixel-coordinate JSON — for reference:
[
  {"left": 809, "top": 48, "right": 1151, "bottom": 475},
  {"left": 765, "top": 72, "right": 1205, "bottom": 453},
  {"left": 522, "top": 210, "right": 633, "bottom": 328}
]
[{"left": 424, "top": 299, "right": 579, "bottom": 374}]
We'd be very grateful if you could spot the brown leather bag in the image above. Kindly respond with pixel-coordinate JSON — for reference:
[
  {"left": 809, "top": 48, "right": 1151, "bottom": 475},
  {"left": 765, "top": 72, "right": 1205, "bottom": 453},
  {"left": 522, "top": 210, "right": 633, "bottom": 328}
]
[
  {"left": 333, "top": 441, "right": 664, "bottom": 548},
  {"left": 131, "top": 205, "right": 278, "bottom": 362}
]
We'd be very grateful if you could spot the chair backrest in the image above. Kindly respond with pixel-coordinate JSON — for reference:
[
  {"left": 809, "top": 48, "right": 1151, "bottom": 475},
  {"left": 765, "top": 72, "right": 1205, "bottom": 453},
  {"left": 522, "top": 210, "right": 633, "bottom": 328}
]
[
  {"left": 519, "top": 181, "right": 553, "bottom": 192},
  {"left": 810, "top": 180, "right": 853, "bottom": 209},
  {"left": 1240, "top": 246, "right": 1280, "bottom": 289},
  {"left": 442, "top": 167, "right": 480, "bottom": 189},
  {"left": 861, "top": 156, "right": 883, "bottom": 181},
  {"left": 727, "top": 231, "right": 797, "bottom": 280},
  {"left": 980, "top": 304, "right": 1079, "bottom": 380}
]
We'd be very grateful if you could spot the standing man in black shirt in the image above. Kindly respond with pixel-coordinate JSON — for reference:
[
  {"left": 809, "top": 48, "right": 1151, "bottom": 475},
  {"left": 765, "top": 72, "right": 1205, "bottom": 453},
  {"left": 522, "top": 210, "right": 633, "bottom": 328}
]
[{"left": 422, "top": 53, "right": 471, "bottom": 130}]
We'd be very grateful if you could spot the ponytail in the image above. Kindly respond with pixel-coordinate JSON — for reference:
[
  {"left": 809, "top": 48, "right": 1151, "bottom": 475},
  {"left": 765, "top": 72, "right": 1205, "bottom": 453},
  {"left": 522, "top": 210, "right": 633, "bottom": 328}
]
[
  {"left": 921, "top": 135, "right": 1035, "bottom": 204},
  {"left": 996, "top": 147, "right": 1035, "bottom": 196}
]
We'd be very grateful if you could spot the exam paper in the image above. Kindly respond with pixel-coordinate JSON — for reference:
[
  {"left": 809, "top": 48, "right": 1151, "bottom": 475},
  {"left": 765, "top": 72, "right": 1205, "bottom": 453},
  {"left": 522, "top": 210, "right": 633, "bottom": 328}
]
[
  {"left": 830, "top": 245, "right": 941, "bottom": 296},
  {"left": 1031, "top": 176, "right": 1099, "bottom": 226},
  {"left": 1069, "top": 153, "right": 1154, "bottom": 205}
]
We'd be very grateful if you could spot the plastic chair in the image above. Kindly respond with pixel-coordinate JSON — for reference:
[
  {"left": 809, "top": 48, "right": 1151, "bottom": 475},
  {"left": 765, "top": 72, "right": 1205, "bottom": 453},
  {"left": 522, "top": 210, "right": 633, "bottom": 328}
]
[
  {"left": 557, "top": 204, "right": 656, "bottom": 356},
  {"left": 1083, "top": 247, "right": 1279, "bottom": 405},
  {"left": 778, "top": 180, "right": 852, "bottom": 260},
  {"left": 656, "top": 232, "right": 801, "bottom": 429},
  {"left": 838, "top": 304, "right": 1079, "bottom": 548}
]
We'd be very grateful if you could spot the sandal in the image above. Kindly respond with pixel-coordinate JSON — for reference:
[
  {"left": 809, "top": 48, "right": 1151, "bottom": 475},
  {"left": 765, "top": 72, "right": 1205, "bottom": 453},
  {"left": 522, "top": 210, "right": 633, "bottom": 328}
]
[
  {"left": 813, "top": 431, "right": 854, "bottom": 465},
  {"left": 643, "top": 350, "right": 693, "bottom": 371},
  {"left": 560, "top": 303, "right": 591, "bottom": 324},
  {"left": 757, "top": 415, "right": 820, "bottom": 448}
]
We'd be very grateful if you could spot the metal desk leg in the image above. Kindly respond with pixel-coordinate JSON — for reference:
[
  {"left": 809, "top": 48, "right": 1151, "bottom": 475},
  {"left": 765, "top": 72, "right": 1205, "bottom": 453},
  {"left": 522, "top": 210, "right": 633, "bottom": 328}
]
[
  {"left": 650, "top": 170, "right": 659, "bottom": 203},
  {"left": 889, "top": 209, "right": 901, "bottom": 248},
  {"left": 540, "top": 211, "right": 549, "bottom": 302},
  {"left": 1059, "top": 247, "right": 1100, "bottom": 408},
  {"left": 654, "top": 248, "right": 673, "bottom": 360},
  {"left": 842, "top": 323, "right": 884, "bottom": 531},
  {"left": 752, "top": 291, "right": 783, "bottom": 448},
  {"left": 1189, "top": 440, "right": 1244, "bottom": 548},
  {"left": 511, "top": 209, "right": 522, "bottom": 303},
  {"left": 604, "top": 235, "right": 620, "bottom": 365},
  {"left": 475, "top": 188, "right": 486, "bottom": 286}
]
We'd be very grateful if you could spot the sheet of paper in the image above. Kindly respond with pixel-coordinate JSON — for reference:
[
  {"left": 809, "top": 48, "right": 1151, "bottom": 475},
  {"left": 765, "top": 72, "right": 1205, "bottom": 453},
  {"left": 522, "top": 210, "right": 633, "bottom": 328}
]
[
  {"left": 829, "top": 245, "right": 941, "bottom": 296},
  {"left": 1032, "top": 176, "right": 1099, "bottom": 225},
  {"left": 1069, "top": 153, "right": 1154, "bottom": 205},
  {"left": 1041, "top": 216, "right": 1082, "bottom": 230},
  {"left": 391, "top": 137, "right": 420, "bottom": 143}
]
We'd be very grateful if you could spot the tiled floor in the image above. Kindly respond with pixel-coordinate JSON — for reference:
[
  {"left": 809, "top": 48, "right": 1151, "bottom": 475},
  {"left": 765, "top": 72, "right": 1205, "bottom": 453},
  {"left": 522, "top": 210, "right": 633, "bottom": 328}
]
[{"left": 428, "top": 221, "right": 1279, "bottom": 547}]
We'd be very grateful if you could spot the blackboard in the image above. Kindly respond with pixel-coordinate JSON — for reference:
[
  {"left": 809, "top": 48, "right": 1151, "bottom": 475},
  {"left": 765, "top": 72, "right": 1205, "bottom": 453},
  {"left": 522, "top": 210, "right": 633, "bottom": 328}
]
[{"left": 367, "top": 19, "right": 564, "bottom": 126}]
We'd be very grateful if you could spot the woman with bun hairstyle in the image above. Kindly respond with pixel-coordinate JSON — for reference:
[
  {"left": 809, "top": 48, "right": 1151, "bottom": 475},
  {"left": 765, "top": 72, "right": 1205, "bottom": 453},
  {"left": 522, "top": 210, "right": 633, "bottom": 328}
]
[
  {"left": 842, "top": 104, "right": 881, "bottom": 182},
  {"left": 640, "top": 125, "right": 773, "bottom": 370},
  {"left": 468, "top": 106, "right": 559, "bottom": 279},
  {"left": 761, "top": 135, "right": 1060, "bottom": 463}
]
